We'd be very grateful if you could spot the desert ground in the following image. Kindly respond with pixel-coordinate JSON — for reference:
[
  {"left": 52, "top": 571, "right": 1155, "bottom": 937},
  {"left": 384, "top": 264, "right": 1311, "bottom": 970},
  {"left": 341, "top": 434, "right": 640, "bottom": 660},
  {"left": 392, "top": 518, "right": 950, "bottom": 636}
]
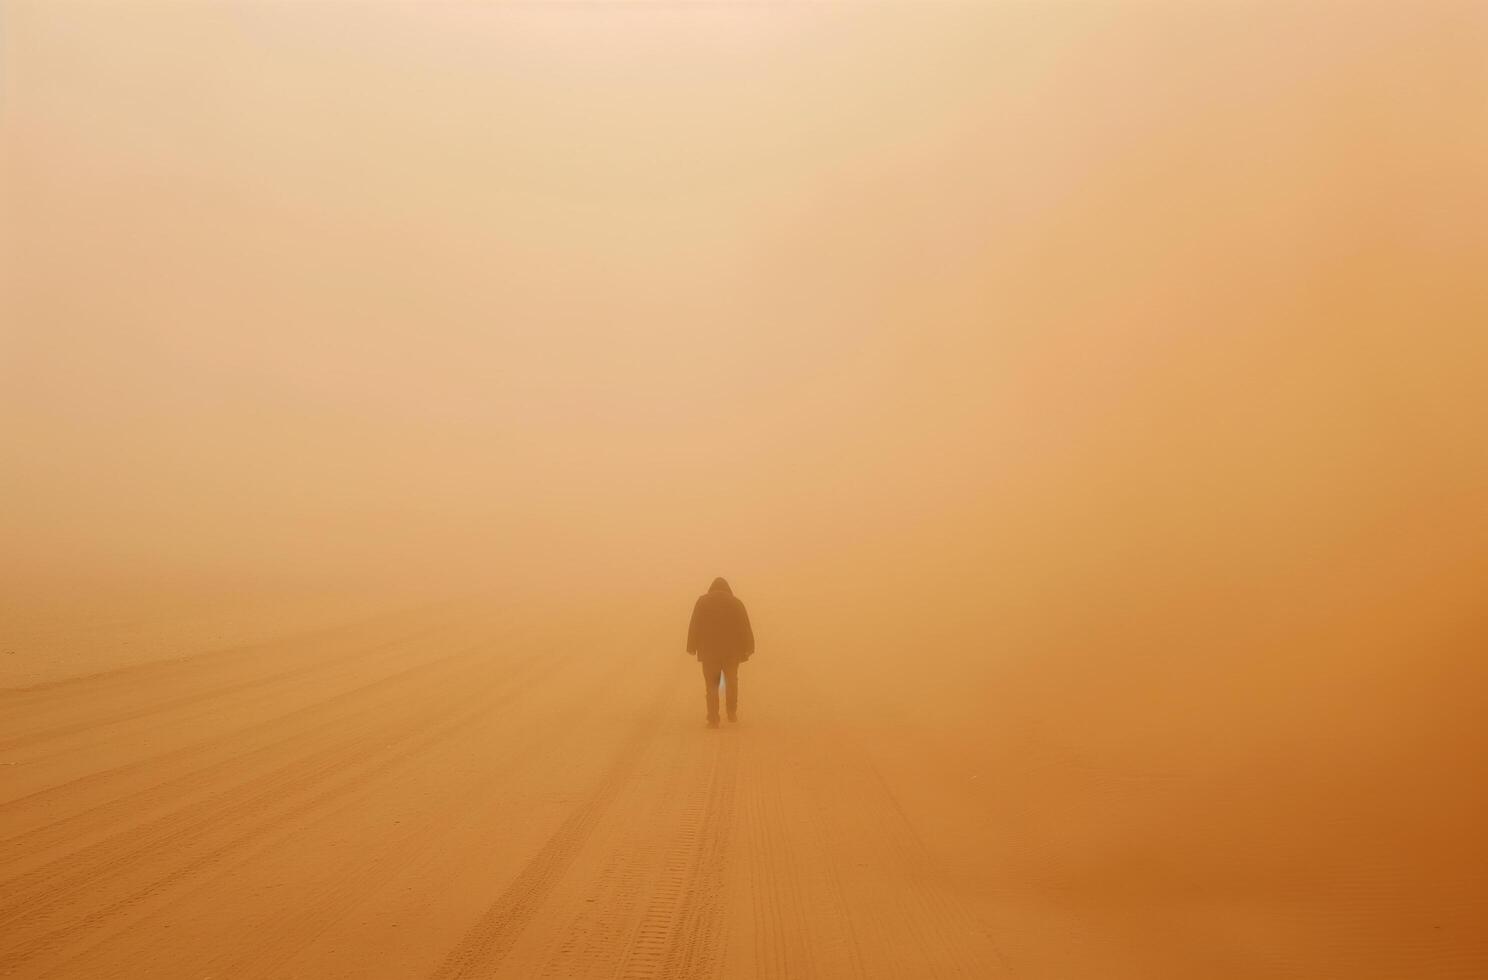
[
  {"left": 2, "top": 598, "right": 1013, "bottom": 979},
  {"left": 3, "top": 586, "right": 1485, "bottom": 980}
]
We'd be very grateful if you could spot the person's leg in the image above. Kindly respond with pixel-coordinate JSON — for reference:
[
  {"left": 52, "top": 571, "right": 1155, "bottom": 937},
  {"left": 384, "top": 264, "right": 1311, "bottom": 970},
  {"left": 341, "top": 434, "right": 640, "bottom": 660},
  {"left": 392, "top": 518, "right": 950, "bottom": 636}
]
[
  {"left": 723, "top": 660, "right": 739, "bottom": 720},
  {"left": 700, "top": 659, "right": 721, "bottom": 724}
]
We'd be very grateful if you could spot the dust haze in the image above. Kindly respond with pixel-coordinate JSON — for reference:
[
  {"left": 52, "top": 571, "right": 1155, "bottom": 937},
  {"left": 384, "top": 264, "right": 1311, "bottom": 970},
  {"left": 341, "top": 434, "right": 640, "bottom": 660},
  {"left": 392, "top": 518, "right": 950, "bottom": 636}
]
[{"left": 3, "top": 3, "right": 1486, "bottom": 977}]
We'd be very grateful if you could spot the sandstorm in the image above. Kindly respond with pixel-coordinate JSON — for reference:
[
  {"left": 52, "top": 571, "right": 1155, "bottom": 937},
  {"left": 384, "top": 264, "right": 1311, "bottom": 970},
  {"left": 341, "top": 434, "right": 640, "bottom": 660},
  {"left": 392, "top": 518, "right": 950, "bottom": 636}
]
[{"left": 3, "top": 3, "right": 1486, "bottom": 977}]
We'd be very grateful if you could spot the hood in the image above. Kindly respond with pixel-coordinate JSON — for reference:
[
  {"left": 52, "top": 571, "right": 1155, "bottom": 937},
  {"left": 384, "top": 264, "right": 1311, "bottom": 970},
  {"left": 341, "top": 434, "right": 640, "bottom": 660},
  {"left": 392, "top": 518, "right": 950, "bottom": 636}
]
[{"left": 708, "top": 577, "right": 732, "bottom": 594}]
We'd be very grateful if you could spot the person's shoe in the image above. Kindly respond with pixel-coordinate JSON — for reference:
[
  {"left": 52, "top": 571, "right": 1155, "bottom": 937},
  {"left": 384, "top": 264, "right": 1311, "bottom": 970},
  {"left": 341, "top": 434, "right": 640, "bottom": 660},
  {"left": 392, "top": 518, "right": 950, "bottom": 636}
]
[{"left": 706, "top": 718, "right": 720, "bottom": 729}]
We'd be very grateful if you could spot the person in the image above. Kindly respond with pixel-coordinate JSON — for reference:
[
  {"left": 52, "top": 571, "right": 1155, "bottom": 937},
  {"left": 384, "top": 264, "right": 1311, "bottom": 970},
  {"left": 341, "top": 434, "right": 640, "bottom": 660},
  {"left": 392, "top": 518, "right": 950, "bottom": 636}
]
[{"left": 686, "top": 577, "right": 754, "bottom": 728}]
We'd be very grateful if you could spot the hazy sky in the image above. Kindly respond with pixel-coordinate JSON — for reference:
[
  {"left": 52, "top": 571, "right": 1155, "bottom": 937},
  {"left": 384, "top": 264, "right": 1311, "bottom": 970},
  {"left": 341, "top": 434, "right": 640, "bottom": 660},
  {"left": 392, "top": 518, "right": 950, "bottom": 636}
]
[{"left": 4, "top": 2, "right": 1485, "bottom": 640}]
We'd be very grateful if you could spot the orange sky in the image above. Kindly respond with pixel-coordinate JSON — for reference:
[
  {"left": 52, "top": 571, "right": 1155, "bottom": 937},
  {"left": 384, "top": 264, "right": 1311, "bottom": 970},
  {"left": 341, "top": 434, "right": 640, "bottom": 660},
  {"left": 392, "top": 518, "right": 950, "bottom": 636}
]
[{"left": 3, "top": 3, "right": 1485, "bottom": 646}]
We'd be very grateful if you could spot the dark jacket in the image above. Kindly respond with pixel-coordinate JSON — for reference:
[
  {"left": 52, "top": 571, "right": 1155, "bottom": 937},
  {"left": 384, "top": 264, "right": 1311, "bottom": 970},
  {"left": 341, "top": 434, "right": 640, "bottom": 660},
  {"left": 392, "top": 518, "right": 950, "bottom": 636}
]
[{"left": 686, "top": 578, "right": 754, "bottom": 662}]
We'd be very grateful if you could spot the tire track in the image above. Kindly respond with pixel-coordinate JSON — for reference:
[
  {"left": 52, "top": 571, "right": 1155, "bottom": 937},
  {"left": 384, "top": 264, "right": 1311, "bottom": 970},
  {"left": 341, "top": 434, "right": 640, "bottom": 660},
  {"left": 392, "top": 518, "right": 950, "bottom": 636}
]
[
  {"left": 43, "top": 649, "right": 648, "bottom": 980},
  {"left": 0, "top": 646, "right": 570, "bottom": 970},
  {"left": 208, "top": 652, "right": 646, "bottom": 980},
  {"left": 531, "top": 723, "right": 694, "bottom": 980},
  {"left": 428, "top": 675, "right": 678, "bottom": 980},
  {"left": 0, "top": 637, "right": 513, "bottom": 862},
  {"left": 616, "top": 735, "right": 739, "bottom": 980},
  {"left": 0, "top": 617, "right": 459, "bottom": 753},
  {"left": 1, "top": 619, "right": 492, "bottom": 781}
]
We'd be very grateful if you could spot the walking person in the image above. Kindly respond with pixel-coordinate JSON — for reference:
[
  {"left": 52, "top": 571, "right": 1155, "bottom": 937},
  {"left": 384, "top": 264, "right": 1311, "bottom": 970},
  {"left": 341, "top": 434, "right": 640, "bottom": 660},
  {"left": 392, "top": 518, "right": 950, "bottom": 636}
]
[{"left": 686, "top": 577, "right": 754, "bottom": 728}]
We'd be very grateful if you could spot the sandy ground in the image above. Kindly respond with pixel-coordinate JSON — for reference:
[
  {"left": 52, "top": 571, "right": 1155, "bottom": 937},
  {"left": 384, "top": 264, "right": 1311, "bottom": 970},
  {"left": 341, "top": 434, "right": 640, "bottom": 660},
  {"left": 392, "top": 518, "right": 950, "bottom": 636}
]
[
  {"left": 2, "top": 598, "right": 1484, "bottom": 979},
  {"left": 0, "top": 601, "right": 1013, "bottom": 979}
]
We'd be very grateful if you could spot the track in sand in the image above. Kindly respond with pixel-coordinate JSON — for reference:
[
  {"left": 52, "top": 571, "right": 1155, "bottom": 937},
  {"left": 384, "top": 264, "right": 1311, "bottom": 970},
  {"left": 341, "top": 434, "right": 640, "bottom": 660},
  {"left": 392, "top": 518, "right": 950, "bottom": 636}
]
[{"left": 0, "top": 605, "right": 1008, "bottom": 979}]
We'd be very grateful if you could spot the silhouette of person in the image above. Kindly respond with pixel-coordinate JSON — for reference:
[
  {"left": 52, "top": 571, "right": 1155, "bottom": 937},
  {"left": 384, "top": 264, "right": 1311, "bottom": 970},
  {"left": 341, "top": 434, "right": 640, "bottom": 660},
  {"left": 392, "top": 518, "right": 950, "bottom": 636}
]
[{"left": 686, "top": 577, "right": 754, "bottom": 728}]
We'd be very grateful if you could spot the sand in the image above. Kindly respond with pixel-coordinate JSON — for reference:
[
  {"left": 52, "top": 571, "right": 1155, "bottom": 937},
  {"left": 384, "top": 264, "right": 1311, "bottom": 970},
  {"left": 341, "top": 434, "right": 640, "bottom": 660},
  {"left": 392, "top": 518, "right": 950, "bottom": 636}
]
[
  {"left": 2, "top": 595, "right": 1483, "bottom": 980},
  {"left": 0, "top": 599, "right": 1005, "bottom": 978}
]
